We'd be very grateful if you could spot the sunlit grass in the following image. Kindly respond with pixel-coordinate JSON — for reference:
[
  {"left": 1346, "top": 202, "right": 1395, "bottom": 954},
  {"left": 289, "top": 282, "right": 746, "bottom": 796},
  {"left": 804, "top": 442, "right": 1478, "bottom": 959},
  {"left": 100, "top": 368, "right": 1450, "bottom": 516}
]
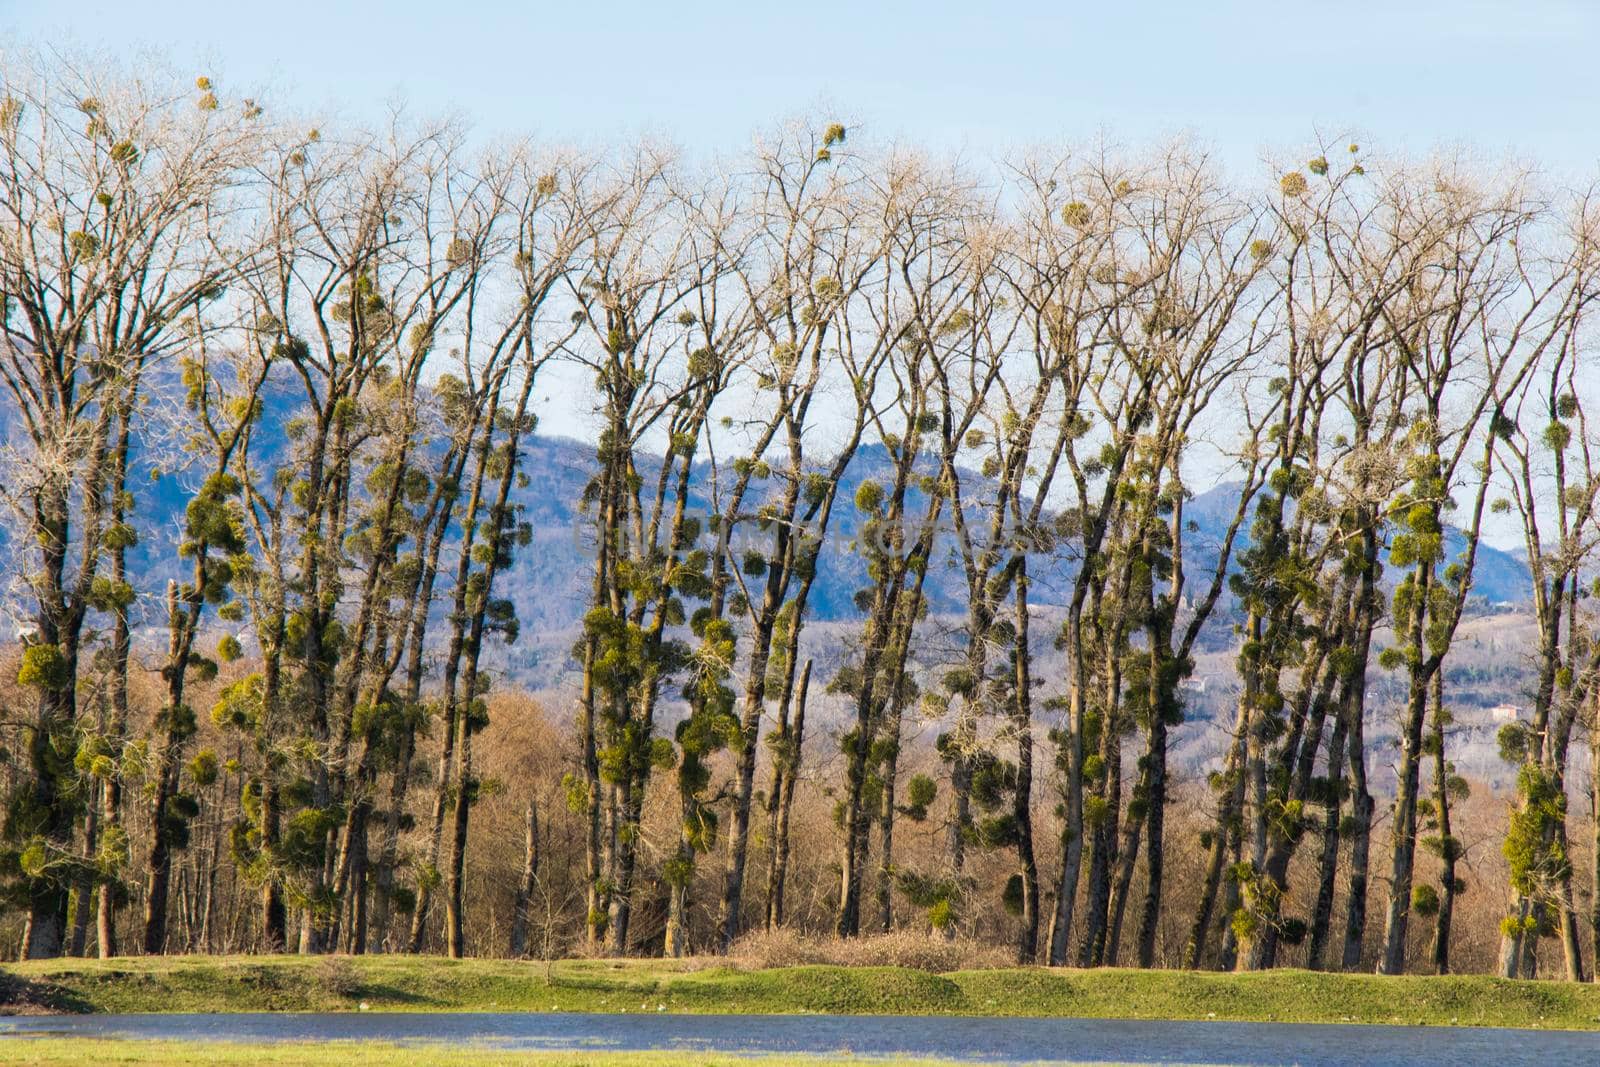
[{"left": 5, "top": 954, "right": 1600, "bottom": 1030}]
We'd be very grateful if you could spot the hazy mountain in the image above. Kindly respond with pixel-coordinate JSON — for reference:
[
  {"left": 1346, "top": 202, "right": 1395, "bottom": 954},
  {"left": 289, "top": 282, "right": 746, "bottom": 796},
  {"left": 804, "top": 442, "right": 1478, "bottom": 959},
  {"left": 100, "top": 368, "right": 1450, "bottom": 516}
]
[
  {"left": 2, "top": 372, "right": 1536, "bottom": 690},
  {"left": 1176, "top": 481, "right": 1534, "bottom": 606}
]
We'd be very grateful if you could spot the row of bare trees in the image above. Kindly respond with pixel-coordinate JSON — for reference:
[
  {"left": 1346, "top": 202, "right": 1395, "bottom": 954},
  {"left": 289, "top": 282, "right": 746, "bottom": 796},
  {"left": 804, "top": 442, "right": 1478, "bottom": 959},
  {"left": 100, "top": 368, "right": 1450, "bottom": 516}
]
[{"left": 3, "top": 57, "right": 1600, "bottom": 979}]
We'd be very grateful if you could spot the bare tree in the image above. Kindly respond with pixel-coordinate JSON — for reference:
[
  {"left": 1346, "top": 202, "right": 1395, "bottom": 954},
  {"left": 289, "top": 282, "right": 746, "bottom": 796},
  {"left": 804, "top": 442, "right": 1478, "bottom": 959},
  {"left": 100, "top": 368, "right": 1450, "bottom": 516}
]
[{"left": 0, "top": 55, "right": 260, "bottom": 957}]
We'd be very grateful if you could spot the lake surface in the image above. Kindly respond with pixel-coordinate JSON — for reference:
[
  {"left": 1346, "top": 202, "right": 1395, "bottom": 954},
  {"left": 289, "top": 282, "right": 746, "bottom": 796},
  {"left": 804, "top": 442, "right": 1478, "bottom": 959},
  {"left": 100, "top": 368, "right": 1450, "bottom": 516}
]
[{"left": 2, "top": 1011, "right": 1596, "bottom": 1065}]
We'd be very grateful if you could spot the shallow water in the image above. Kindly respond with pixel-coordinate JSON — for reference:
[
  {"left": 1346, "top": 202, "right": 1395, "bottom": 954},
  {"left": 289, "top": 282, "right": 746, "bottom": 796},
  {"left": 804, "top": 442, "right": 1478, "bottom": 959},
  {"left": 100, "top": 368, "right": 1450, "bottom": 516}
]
[{"left": 1, "top": 1011, "right": 1596, "bottom": 1065}]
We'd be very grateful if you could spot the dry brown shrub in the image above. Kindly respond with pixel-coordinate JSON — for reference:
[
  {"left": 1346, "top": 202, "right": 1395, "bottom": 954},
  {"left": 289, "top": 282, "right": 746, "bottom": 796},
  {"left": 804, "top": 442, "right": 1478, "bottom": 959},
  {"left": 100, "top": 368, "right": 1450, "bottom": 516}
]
[
  {"left": 315, "top": 955, "right": 361, "bottom": 998},
  {"left": 725, "top": 927, "right": 1015, "bottom": 972}
]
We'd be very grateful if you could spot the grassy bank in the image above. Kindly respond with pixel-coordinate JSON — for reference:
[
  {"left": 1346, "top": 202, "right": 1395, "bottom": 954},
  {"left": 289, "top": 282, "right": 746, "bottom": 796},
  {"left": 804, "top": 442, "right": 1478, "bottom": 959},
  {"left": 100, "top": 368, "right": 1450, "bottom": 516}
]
[{"left": 4, "top": 955, "right": 1600, "bottom": 1030}]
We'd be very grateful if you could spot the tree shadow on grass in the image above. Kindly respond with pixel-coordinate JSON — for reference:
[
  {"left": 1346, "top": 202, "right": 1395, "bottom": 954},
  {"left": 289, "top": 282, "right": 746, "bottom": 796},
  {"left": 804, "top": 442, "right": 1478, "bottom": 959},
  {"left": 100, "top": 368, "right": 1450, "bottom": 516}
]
[
  {"left": 0, "top": 971, "right": 95, "bottom": 1015},
  {"left": 344, "top": 983, "right": 432, "bottom": 1007}
]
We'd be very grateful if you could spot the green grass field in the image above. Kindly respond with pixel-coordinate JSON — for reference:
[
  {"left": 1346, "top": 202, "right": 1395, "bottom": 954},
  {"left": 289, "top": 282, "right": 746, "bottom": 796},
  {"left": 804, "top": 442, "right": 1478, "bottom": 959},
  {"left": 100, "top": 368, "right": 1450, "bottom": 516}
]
[{"left": 4, "top": 955, "right": 1600, "bottom": 1030}]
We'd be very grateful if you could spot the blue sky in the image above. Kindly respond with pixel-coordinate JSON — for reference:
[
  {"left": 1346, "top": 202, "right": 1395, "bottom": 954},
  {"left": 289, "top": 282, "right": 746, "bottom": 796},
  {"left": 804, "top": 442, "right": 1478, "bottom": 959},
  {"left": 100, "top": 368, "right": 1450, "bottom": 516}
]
[{"left": 7, "top": 0, "right": 1600, "bottom": 180}]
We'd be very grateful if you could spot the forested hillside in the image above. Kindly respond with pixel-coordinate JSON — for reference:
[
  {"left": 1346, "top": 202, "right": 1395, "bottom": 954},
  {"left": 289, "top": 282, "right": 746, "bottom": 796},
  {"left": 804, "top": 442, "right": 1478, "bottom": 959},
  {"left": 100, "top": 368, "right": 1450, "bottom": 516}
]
[{"left": 4, "top": 414, "right": 1535, "bottom": 693}]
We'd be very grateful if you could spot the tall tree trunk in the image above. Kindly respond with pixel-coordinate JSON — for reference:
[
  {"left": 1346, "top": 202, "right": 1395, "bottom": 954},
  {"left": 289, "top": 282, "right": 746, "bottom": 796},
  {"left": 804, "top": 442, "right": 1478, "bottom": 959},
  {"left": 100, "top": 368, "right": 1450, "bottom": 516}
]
[
  {"left": 1428, "top": 671, "right": 1456, "bottom": 975},
  {"left": 577, "top": 457, "right": 618, "bottom": 951},
  {"left": 23, "top": 515, "right": 81, "bottom": 961},
  {"left": 24, "top": 407, "right": 107, "bottom": 959},
  {"left": 69, "top": 780, "right": 99, "bottom": 957},
  {"left": 142, "top": 575, "right": 200, "bottom": 953},
  {"left": 1340, "top": 701, "right": 1374, "bottom": 972},
  {"left": 292, "top": 424, "right": 341, "bottom": 957},
  {"left": 1238, "top": 655, "right": 1272, "bottom": 972},
  {"left": 345, "top": 807, "right": 369, "bottom": 955},
  {"left": 1249, "top": 643, "right": 1341, "bottom": 971},
  {"left": 1012, "top": 567, "right": 1040, "bottom": 963},
  {"left": 606, "top": 771, "right": 644, "bottom": 955},
  {"left": 97, "top": 399, "right": 137, "bottom": 959},
  {"left": 578, "top": 639, "right": 605, "bottom": 950},
  {"left": 145, "top": 567, "right": 211, "bottom": 955},
  {"left": 199, "top": 805, "right": 222, "bottom": 953},
  {"left": 1592, "top": 723, "right": 1600, "bottom": 983},
  {"left": 874, "top": 577, "right": 926, "bottom": 935},
  {"left": 260, "top": 775, "right": 287, "bottom": 951},
  {"left": 1104, "top": 787, "right": 1146, "bottom": 967},
  {"left": 837, "top": 474, "right": 938, "bottom": 939},
  {"left": 408, "top": 697, "right": 458, "bottom": 951},
  {"left": 1046, "top": 584, "right": 1093, "bottom": 966},
  {"left": 1306, "top": 706, "right": 1348, "bottom": 970},
  {"left": 1183, "top": 671, "right": 1252, "bottom": 969},
  {"left": 665, "top": 806, "right": 695, "bottom": 956},
  {"left": 445, "top": 374, "right": 536, "bottom": 959},
  {"left": 1135, "top": 698, "right": 1169, "bottom": 969},
  {"left": 1045, "top": 725, "right": 1086, "bottom": 964},
  {"left": 509, "top": 798, "right": 540, "bottom": 958},
  {"left": 97, "top": 669, "right": 127, "bottom": 957},
  {"left": 409, "top": 399, "right": 500, "bottom": 954},
  {"left": 1081, "top": 641, "right": 1122, "bottom": 966},
  {"left": 252, "top": 607, "right": 290, "bottom": 954},
  {"left": 837, "top": 571, "right": 907, "bottom": 937},
  {"left": 838, "top": 633, "right": 889, "bottom": 938},
  {"left": 1557, "top": 849, "right": 1586, "bottom": 982},
  {"left": 369, "top": 725, "right": 415, "bottom": 953},
  {"left": 874, "top": 680, "right": 907, "bottom": 934},
  {"left": 444, "top": 716, "right": 473, "bottom": 958},
  {"left": 946, "top": 597, "right": 992, "bottom": 892},
  {"left": 714, "top": 580, "right": 784, "bottom": 951},
  {"left": 765, "top": 660, "right": 811, "bottom": 931},
  {"left": 1339, "top": 553, "right": 1378, "bottom": 974},
  {"left": 368, "top": 439, "right": 470, "bottom": 954},
  {"left": 1550, "top": 689, "right": 1587, "bottom": 982},
  {"left": 1378, "top": 665, "right": 1432, "bottom": 975}
]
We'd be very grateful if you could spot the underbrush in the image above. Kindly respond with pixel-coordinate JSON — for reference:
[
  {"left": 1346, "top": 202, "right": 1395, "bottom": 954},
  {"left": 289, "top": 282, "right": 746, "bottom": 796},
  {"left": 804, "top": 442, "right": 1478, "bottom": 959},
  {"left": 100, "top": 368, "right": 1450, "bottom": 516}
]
[{"left": 726, "top": 928, "right": 1016, "bottom": 972}]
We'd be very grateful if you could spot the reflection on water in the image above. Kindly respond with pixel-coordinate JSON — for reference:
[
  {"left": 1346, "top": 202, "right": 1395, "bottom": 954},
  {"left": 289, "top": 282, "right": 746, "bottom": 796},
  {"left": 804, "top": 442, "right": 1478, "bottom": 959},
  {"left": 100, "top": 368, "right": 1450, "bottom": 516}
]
[{"left": 2, "top": 1011, "right": 1596, "bottom": 1066}]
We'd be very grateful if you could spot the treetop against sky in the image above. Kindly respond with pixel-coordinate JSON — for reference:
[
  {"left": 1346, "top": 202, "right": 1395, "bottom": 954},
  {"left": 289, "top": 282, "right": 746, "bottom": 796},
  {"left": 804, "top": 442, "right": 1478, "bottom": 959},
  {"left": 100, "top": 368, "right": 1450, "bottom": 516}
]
[
  {"left": 10, "top": 1, "right": 1599, "bottom": 489},
  {"left": 6, "top": 0, "right": 1599, "bottom": 175}
]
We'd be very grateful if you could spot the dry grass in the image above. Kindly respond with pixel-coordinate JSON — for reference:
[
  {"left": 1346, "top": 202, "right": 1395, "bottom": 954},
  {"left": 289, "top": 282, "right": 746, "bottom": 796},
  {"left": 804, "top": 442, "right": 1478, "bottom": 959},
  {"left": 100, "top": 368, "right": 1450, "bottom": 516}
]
[
  {"left": 314, "top": 955, "right": 362, "bottom": 997},
  {"left": 726, "top": 928, "right": 1017, "bottom": 972}
]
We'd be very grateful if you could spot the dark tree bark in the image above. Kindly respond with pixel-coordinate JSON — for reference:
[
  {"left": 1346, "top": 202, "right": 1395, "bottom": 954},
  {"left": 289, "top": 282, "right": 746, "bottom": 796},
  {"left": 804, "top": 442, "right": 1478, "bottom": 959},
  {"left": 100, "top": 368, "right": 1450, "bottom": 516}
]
[
  {"left": 445, "top": 363, "right": 540, "bottom": 958},
  {"left": 1104, "top": 779, "right": 1147, "bottom": 967},
  {"left": 1428, "top": 672, "right": 1457, "bottom": 975},
  {"left": 1339, "top": 529, "right": 1380, "bottom": 973},
  {"left": 1592, "top": 723, "right": 1600, "bottom": 982},
  {"left": 765, "top": 660, "right": 812, "bottom": 932},
  {"left": 1305, "top": 702, "right": 1348, "bottom": 971},
  {"left": 1080, "top": 610, "right": 1123, "bottom": 966},
  {"left": 68, "top": 780, "right": 99, "bottom": 957},
  {"left": 510, "top": 798, "right": 540, "bottom": 958},
  {"left": 1011, "top": 563, "right": 1040, "bottom": 963},
  {"left": 1183, "top": 632, "right": 1253, "bottom": 970}
]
